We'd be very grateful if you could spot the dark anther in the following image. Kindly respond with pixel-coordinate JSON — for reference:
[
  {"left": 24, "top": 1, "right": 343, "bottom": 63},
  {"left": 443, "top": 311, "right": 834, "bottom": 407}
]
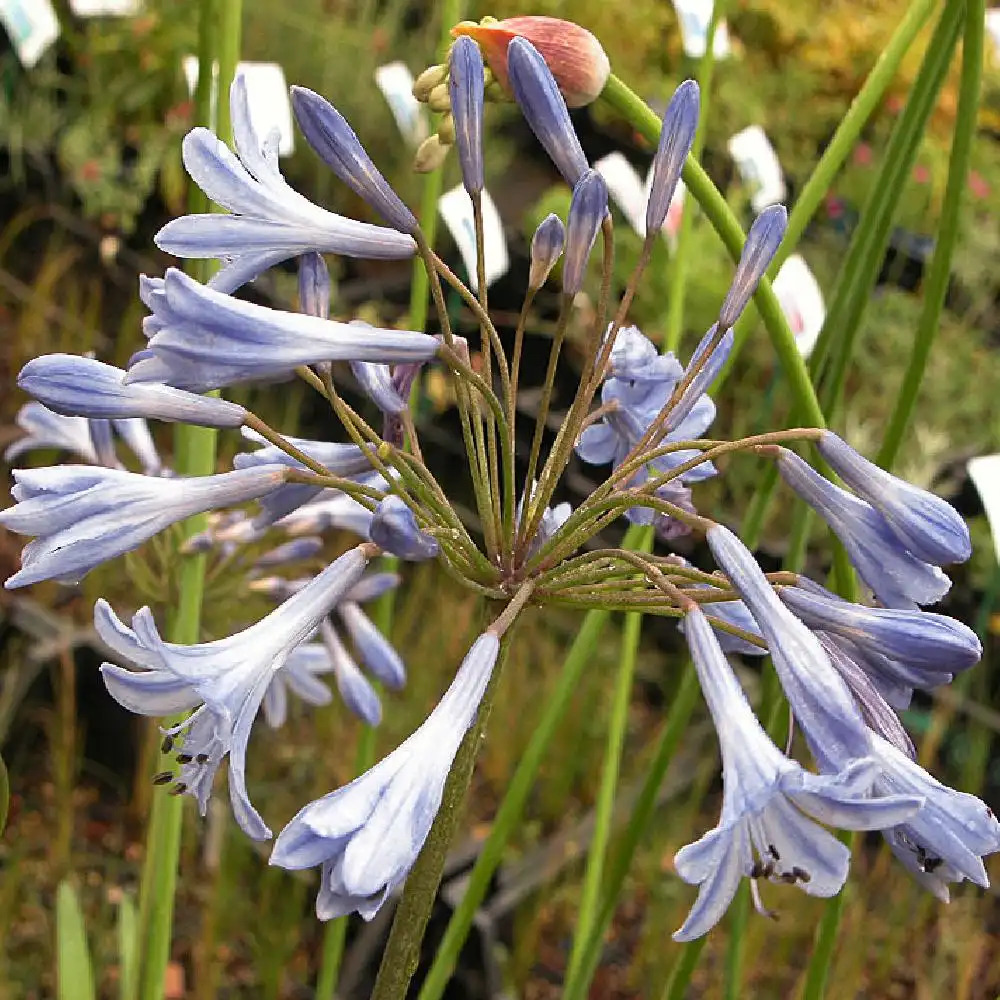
[
  {"left": 196, "top": 753, "right": 209, "bottom": 764},
  {"left": 152, "top": 771, "right": 174, "bottom": 785},
  {"left": 791, "top": 866, "right": 811, "bottom": 883},
  {"left": 161, "top": 735, "right": 174, "bottom": 754},
  {"left": 750, "top": 859, "right": 775, "bottom": 880},
  {"left": 176, "top": 753, "right": 193, "bottom": 764},
  {"left": 922, "top": 855, "right": 943, "bottom": 874},
  {"left": 169, "top": 782, "right": 188, "bottom": 796},
  {"left": 768, "top": 844, "right": 780, "bottom": 860}
]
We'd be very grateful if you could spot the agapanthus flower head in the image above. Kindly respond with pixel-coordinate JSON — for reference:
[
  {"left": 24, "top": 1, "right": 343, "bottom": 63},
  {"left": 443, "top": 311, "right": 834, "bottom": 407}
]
[
  {"left": 673, "top": 607, "right": 921, "bottom": 941},
  {"left": 17, "top": 354, "right": 248, "bottom": 429},
  {"left": 816, "top": 431, "right": 971, "bottom": 565},
  {"left": 4, "top": 402, "right": 98, "bottom": 465},
  {"left": 449, "top": 35, "right": 485, "bottom": 195},
  {"left": 290, "top": 86, "right": 418, "bottom": 235},
  {"left": 646, "top": 80, "right": 699, "bottom": 236},
  {"left": 270, "top": 632, "right": 499, "bottom": 919},
  {"left": 505, "top": 36, "right": 589, "bottom": 187},
  {"left": 0, "top": 463, "right": 288, "bottom": 589},
  {"left": 776, "top": 448, "right": 953, "bottom": 609},
  {"left": 528, "top": 213, "right": 565, "bottom": 290},
  {"left": 130, "top": 269, "right": 440, "bottom": 393},
  {"left": 562, "top": 169, "right": 608, "bottom": 296},
  {"left": 98, "top": 546, "right": 371, "bottom": 839},
  {"left": 718, "top": 205, "right": 787, "bottom": 330},
  {"left": 369, "top": 496, "right": 440, "bottom": 561},
  {"left": 452, "top": 17, "right": 610, "bottom": 108},
  {"left": 154, "top": 75, "right": 414, "bottom": 294}
]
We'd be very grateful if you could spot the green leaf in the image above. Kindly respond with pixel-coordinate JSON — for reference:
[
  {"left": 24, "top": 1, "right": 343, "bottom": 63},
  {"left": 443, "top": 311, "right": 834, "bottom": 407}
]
[
  {"left": 0, "top": 752, "right": 8, "bottom": 836},
  {"left": 56, "top": 880, "right": 96, "bottom": 1000},
  {"left": 117, "top": 893, "right": 138, "bottom": 1000}
]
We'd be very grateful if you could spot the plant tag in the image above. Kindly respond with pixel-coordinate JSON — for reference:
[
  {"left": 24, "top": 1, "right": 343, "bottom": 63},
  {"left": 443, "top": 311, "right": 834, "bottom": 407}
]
[
  {"left": 986, "top": 10, "right": 1000, "bottom": 58},
  {"left": 438, "top": 185, "right": 509, "bottom": 292},
  {"left": 182, "top": 58, "right": 294, "bottom": 156},
  {"left": 727, "top": 125, "right": 786, "bottom": 213},
  {"left": 671, "top": 0, "right": 731, "bottom": 58},
  {"left": 69, "top": 0, "right": 143, "bottom": 15},
  {"left": 968, "top": 454, "right": 1000, "bottom": 563},
  {"left": 375, "top": 62, "right": 428, "bottom": 147},
  {"left": 772, "top": 254, "right": 825, "bottom": 357},
  {"left": 0, "top": 0, "right": 59, "bottom": 67}
]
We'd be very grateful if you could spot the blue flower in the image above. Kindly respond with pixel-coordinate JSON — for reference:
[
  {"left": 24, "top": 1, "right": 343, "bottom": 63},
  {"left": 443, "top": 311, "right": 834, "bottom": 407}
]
[
  {"left": 97, "top": 546, "right": 371, "bottom": 838},
  {"left": 274, "top": 490, "right": 377, "bottom": 539},
  {"left": 646, "top": 80, "right": 699, "bottom": 236},
  {"left": 449, "top": 36, "right": 485, "bottom": 195},
  {"left": 680, "top": 584, "right": 767, "bottom": 657},
  {"left": 369, "top": 496, "right": 440, "bottom": 561},
  {"left": 4, "top": 402, "right": 98, "bottom": 465},
  {"left": 155, "top": 76, "right": 414, "bottom": 294},
  {"left": 17, "top": 354, "right": 248, "bottom": 428},
  {"left": 253, "top": 537, "right": 324, "bottom": 571},
  {"left": 528, "top": 213, "right": 565, "bottom": 290},
  {"left": 290, "top": 86, "right": 418, "bottom": 235},
  {"left": 673, "top": 608, "right": 921, "bottom": 941},
  {"left": 506, "top": 37, "right": 589, "bottom": 187},
  {"left": 0, "top": 464, "right": 288, "bottom": 589},
  {"left": 113, "top": 420, "right": 163, "bottom": 476},
  {"left": 870, "top": 733, "right": 1000, "bottom": 902},
  {"left": 707, "top": 525, "right": 873, "bottom": 773},
  {"left": 349, "top": 356, "right": 409, "bottom": 417},
  {"left": 298, "top": 251, "right": 331, "bottom": 318},
  {"left": 269, "top": 632, "right": 499, "bottom": 919},
  {"left": 129, "top": 269, "right": 441, "bottom": 392},
  {"left": 562, "top": 170, "right": 608, "bottom": 296},
  {"left": 777, "top": 448, "right": 953, "bottom": 609},
  {"left": 817, "top": 431, "right": 971, "bottom": 566}
]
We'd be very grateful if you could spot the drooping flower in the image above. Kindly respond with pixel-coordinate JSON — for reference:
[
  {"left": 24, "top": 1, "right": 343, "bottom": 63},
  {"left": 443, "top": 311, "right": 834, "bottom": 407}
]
[
  {"left": 154, "top": 76, "right": 414, "bottom": 294},
  {"left": 449, "top": 35, "right": 485, "bottom": 195},
  {"left": 129, "top": 269, "right": 440, "bottom": 393},
  {"left": 270, "top": 632, "right": 499, "bottom": 919},
  {"left": 673, "top": 607, "right": 921, "bottom": 941},
  {"left": 1, "top": 464, "right": 288, "bottom": 589},
  {"left": 646, "top": 80, "right": 699, "bottom": 236},
  {"left": 369, "top": 496, "right": 440, "bottom": 561},
  {"left": 98, "top": 547, "right": 371, "bottom": 838},
  {"left": 453, "top": 17, "right": 610, "bottom": 108},
  {"left": 816, "top": 431, "right": 971, "bottom": 565},
  {"left": 17, "top": 354, "right": 248, "bottom": 428},
  {"left": 4, "top": 402, "right": 98, "bottom": 465},
  {"left": 776, "top": 448, "right": 953, "bottom": 609}
]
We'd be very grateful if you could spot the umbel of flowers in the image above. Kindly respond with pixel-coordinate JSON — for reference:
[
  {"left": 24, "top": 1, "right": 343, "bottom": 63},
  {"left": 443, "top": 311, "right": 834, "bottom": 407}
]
[{"left": 2, "top": 21, "right": 996, "bottom": 943}]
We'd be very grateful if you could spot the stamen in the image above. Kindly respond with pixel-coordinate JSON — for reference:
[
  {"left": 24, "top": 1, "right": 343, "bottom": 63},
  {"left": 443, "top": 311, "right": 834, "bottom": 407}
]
[
  {"left": 152, "top": 771, "right": 174, "bottom": 785},
  {"left": 749, "top": 877, "right": 779, "bottom": 921},
  {"left": 176, "top": 753, "right": 193, "bottom": 764},
  {"left": 196, "top": 753, "right": 210, "bottom": 764},
  {"left": 161, "top": 735, "right": 174, "bottom": 754},
  {"left": 169, "top": 782, "right": 188, "bottom": 796}
]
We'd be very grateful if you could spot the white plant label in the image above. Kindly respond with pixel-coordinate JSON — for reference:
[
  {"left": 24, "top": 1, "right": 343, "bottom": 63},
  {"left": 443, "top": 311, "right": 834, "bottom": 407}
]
[
  {"left": 986, "top": 10, "right": 1000, "bottom": 58},
  {"left": 375, "top": 61, "right": 428, "bottom": 148},
  {"left": 772, "top": 254, "right": 825, "bottom": 358},
  {"left": 595, "top": 152, "right": 648, "bottom": 236},
  {"left": 183, "top": 58, "right": 294, "bottom": 156},
  {"left": 968, "top": 454, "right": 1000, "bottom": 563},
  {"left": 69, "top": 0, "right": 143, "bottom": 15},
  {"left": 0, "top": 0, "right": 59, "bottom": 67},
  {"left": 727, "top": 125, "right": 786, "bottom": 213},
  {"left": 671, "top": 0, "right": 731, "bottom": 58},
  {"left": 438, "top": 186, "right": 509, "bottom": 292}
]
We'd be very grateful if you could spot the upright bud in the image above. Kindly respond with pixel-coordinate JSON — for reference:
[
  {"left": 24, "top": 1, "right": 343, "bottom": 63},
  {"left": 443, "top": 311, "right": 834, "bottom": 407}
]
[
  {"left": 505, "top": 37, "right": 589, "bottom": 187},
  {"left": 449, "top": 35, "right": 485, "bottom": 195},
  {"left": 562, "top": 170, "right": 607, "bottom": 296},
  {"left": 291, "top": 87, "right": 418, "bottom": 235},
  {"left": 298, "top": 252, "right": 330, "bottom": 319},
  {"left": 646, "top": 80, "right": 699, "bottom": 237},
  {"left": 528, "top": 213, "right": 566, "bottom": 290},
  {"left": 718, "top": 204, "right": 787, "bottom": 329},
  {"left": 453, "top": 17, "right": 610, "bottom": 108}
]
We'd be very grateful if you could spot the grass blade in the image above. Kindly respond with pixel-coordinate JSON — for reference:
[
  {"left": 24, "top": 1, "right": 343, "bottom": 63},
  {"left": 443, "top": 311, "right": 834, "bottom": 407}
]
[{"left": 57, "top": 880, "right": 96, "bottom": 1000}]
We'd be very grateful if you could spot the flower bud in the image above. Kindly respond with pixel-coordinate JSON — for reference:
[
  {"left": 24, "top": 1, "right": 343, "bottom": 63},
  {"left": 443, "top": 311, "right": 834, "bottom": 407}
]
[
  {"left": 646, "top": 80, "right": 699, "bottom": 237},
  {"left": 427, "top": 83, "right": 452, "bottom": 113},
  {"left": 718, "top": 204, "right": 787, "bottom": 330},
  {"left": 528, "top": 213, "right": 565, "bottom": 290},
  {"left": 437, "top": 113, "right": 456, "bottom": 144},
  {"left": 412, "top": 63, "right": 448, "bottom": 102},
  {"left": 563, "top": 170, "right": 608, "bottom": 296},
  {"left": 453, "top": 16, "right": 610, "bottom": 108},
  {"left": 449, "top": 35, "right": 485, "bottom": 194},
  {"left": 298, "top": 252, "right": 330, "bottom": 319},
  {"left": 413, "top": 134, "right": 450, "bottom": 174}
]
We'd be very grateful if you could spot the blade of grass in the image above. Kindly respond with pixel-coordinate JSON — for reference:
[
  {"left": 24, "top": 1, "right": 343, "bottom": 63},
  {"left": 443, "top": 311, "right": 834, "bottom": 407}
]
[
  {"left": 118, "top": 894, "right": 138, "bottom": 1000},
  {"left": 57, "top": 881, "right": 96, "bottom": 1000},
  {"left": 0, "top": 752, "right": 7, "bottom": 836}
]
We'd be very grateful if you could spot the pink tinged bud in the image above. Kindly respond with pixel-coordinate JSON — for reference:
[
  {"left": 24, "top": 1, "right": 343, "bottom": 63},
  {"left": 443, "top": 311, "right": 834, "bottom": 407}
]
[{"left": 453, "top": 17, "right": 610, "bottom": 108}]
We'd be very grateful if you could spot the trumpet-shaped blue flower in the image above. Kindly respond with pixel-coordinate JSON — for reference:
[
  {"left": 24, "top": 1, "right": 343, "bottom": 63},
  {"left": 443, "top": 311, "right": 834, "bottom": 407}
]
[
  {"left": 816, "top": 431, "right": 972, "bottom": 566},
  {"left": 673, "top": 608, "right": 922, "bottom": 941},
  {"left": 0, "top": 464, "right": 288, "bottom": 589},
  {"left": 870, "top": 733, "right": 1000, "bottom": 902},
  {"left": 4, "top": 402, "right": 98, "bottom": 465},
  {"left": 563, "top": 170, "right": 608, "bottom": 296},
  {"left": 707, "top": 525, "right": 873, "bottom": 772},
  {"left": 97, "top": 547, "right": 371, "bottom": 839},
  {"left": 369, "top": 496, "right": 439, "bottom": 561},
  {"left": 777, "top": 448, "right": 952, "bottom": 609},
  {"left": 290, "top": 86, "right": 418, "bottom": 235},
  {"left": 646, "top": 80, "right": 699, "bottom": 236},
  {"left": 129, "top": 269, "right": 440, "bottom": 392},
  {"left": 449, "top": 35, "right": 485, "bottom": 195},
  {"left": 507, "top": 37, "right": 589, "bottom": 188},
  {"left": 681, "top": 585, "right": 767, "bottom": 657},
  {"left": 18, "top": 354, "right": 248, "bottom": 428},
  {"left": 269, "top": 632, "right": 499, "bottom": 919},
  {"left": 318, "top": 620, "right": 382, "bottom": 726},
  {"left": 154, "top": 76, "right": 414, "bottom": 294},
  {"left": 528, "top": 213, "right": 565, "bottom": 290}
]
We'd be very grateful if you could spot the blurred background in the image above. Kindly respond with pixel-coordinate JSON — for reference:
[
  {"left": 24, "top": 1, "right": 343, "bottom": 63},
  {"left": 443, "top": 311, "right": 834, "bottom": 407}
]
[{"left": 2, "top": 1, "right": 1000, "bottom": 997}]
